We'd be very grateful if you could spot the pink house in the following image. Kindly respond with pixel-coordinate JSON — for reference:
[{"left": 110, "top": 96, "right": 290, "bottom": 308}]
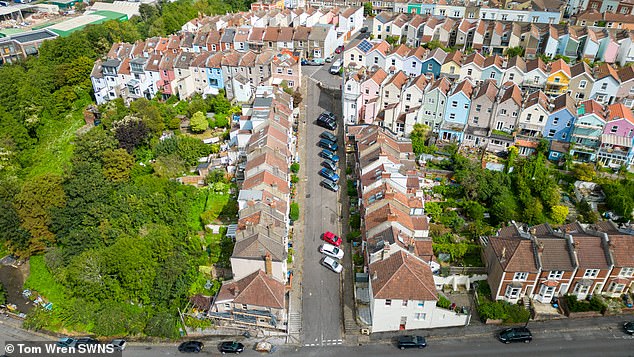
[
  {"left": 158, "top": 52, "right": 178, "bottom": 97},
  {"left": 598, "top": 103, "right": 634, "bottom": 168},
  {"left": 360, "top": 68, "right": 388, "bottom": 124},
  {"left": 601, "top": 33, "right": 620, "bottom": 64},
  {"left": 604, "top": 103, "right": 634, "bottom": 137}
]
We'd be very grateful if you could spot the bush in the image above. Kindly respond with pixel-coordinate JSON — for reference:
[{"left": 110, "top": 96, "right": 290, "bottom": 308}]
[
  {"left": 347, "top": 180, "right": 357, "bottom": 197},
  {"left": 289, "top": 202, "right": 300, "bottom": 221},
  {"left": 291, "top": 174, "right": 299, "bottom": 184},
  {"left": 349, "top": 214, "right": 361, "bottom": 230},
  {"left": 437, "top": 294, "right": 452, "bottom": 309},
  {"left": 565, "top": 295, "right": 606, "bottom": 313},
  {"left": 0, "top": 283, "right": 6, "bottom": 305},
  {"left": 290, "top": 163, "right": 300, "bottom": 173},
  {"left": 477, "top": 301, "right": 530, "bottom": 323},
  {"left": 287, "top": 248, "right": 294, "bottom": 264},
  {"left": 346, "top": 230, "right": 361, "bottom": 242},
  {"left": 352, "top": 253, "right": 364, "bottom": 266}
]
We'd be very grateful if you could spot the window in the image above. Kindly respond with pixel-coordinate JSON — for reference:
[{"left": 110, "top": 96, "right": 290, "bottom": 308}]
[
  {"left": 449, "top": 113, "right": 456, "bottom": 120},
  {"left": 385, "top": 91, "right": 390, "bottom": 98},
  {"left": 365, "top": 88, "right": 369, "bottom": 94},
  {"left": 427, "top": 63, "right": 433, "bottom": 71},
  {"left": 473, "top": 117, "right": 479, "bottom": 124},
  {"left": 428, "top": 98, "right": 435, "bottom": 104},
  {"left": 548, "top": 129, "right": 556, "bottom": 137},
  {"left": 513, "top": 272, "right": 529, "bottom": 281},
  {"left": 391, "top": 59, "right": 396, "bottom": 66},
  {"left": 358, "top": 55, "right": 362, "bottom": 62},
  {"left": 630, "top": 86, "right": 634, "bottom": 95},
  {"left": 277, "top": 68, "right": 283, "bottom": 74},
  {"left": 287, "top": 69, "right": 293, "bottom": 75},
  {"left": 526, "top": 113, "right": 532, "bottom": 121},
  {"left": 505, "top": 285, "right": 521, "bottom": 299},
  {"left": 509, "top": 73, "right": 515, "bottom": 81},
  {"left": 500, "top": 109, "right": 507, "bottom": 115},
  {"left": 288, "top": 80, "right": 294, "bottom": 87},
  {"left": 611, "top": 126, "right": 618, "bottom": 133},
  {"left": 584, "top": 269, "right": 599, "bottom": 278},
  {"left": 414, "top": 313, "right": 426, "bottom": 320},
  {"left": 350, "top": 54, "right": 355, "bottom": 61},
  {"left": 608, "top": 282, "right": 626, "bottom": 294},
  {"left": 621, "top": 267, "right": 634, "bottom": 277},
  {"left": 452, "top": 101, "right": 458, "bottom": 108},
  {"left": 548, "top": 270, "right": 564, "bottom": 279},
  {"left": 562, "top": 133, "right": 567, "bottom": 139},
  {"left": 406, "top": 93, "right": 412, "bottom": 101},
  {"left": 464, "top": 103, "right": 469, "bottom": 109},
  {"left": 402, "top": 300, "right": 408, "bottom": 307},
  {"left": 374, "top": 57, "right": 378, "bottom": 64},
  {"left": 539, "top": 115, "right": 544, "bottom": 123},
  {"left": 579, "top": 80, "right": 587, "bottom": 89},
  {"left": 476, "top": 104, "right": 482, "bottom": 112},
  {"left": 242, "top": 304, "right": 248, "bottom": 310},
  {"left": 385, "top": 299, "right": 392, "bottom": 306},
  {"left": 553, "top": 117, "right": 560, "bottom": 125},
  {"left": 467, "top": 69, "right": 473, "bottom": 76},
  {"left": 490, "top": 72, "right": 496, "bottom": 79},
  {"left": 554, "top": 77, "right": 560, "bottom": 83}
]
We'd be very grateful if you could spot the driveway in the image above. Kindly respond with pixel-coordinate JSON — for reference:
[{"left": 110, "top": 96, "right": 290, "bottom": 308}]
[{"left": 299, "top": 69, "right": 344, "bottom": 347}]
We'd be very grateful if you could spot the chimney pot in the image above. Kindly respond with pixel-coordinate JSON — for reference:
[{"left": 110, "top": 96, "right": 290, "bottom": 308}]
[
  {"left": 372, "top": 271, "right": 378, "bottom": 280},
  {"left": 265, "top": 252, "right": 273, "bottom": 276}
]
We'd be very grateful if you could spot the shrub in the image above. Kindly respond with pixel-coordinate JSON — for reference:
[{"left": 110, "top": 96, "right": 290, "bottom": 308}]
[
  {"left": 289, "top": 202, "right": 300, "bottom": 221},
  {"left": 352, "top": 253, "right": 364, "bottom": 266},
  {"left": 565, "top": 294, "right": 606, "bottom": 313},
  {"left": 287, "top": 248, "right": 294, "bottom": 264},
  {"left": 290, "top": 163, "right": 300, "bottom": 173},
  {"left": 437, "top": 294, "right": 452, "bottom": 309},
  {"left": 347, "top": 180, "right": 357, "bottom": 197},
  {"left": 346, "top": 230, "right": 361, "bottom": 242},
  {"left": 477, "top": 301, "right": 530, "bottom": 323},
  {"left": 291, "top": 174, "right": 299, "bottom": 184},
  {"left": 349, "top": 214, "right": 361, "bottom": 230}
]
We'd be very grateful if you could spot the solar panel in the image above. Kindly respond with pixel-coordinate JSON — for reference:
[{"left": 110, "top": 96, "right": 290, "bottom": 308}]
[{"left": 358, "top": 39, "right": 373, "bottom": 53}]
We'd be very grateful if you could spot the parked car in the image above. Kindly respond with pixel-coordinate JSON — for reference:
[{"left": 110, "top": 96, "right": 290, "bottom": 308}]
[
  {"left": 397, "top": 335, "right": 427, "bottom": 349},
  {"left": 497, "top": 327, "right": 532, "bottom": 344},
  {"left": 320, "top": 131, "right": 337, "bottom": 142},
  {"left": 320, "top": 149, "right": 339, "bottom": 163},
  {"left": 360, "top": 27, "right": 368, "bottom": 33},
  {"left": 322, "top": 231, "right": 342, "bottom": 246},
  {"left": 335, "top": 45, "right": 344, "bottom": 54},
  {"left": 321, "top": 256, "right": 343, "bottom": 273},
  {"left": 319, "top": 167, "right": 339, "bottom": 182},
  {"left": 318, "top": 138, "right": 338, "bottom": 151},
  {"left": 322, "top": 159, "right": 337, "bottom": 171},
  {"left": 57, "top": 337, "right": 76, "bottom": 348},
  {"left": 624, "top": 321, "right": 634, "bottom": 335},
  {"left": 320, "top": 179, "right": 339, "bottom": 192},
  {"left": 320, "top": 243, "right": 344, "bottom": 259},
  {"left": 321, "top": 111, "right": 336, "bottom": 120},
  {"left": 178, "top": 341, "right": 204, "bottom": 353},
  {"left": 316, "top": 115, "right": 336, "bottom": 130},
  {"left": 303, "top": 58, "right": 324, "bottom": 66},
  {"left": 219, "top": 341, "right": 244, "bottom": 354},
  {"left": 0, "top": 1, "right": 10, "bottom": 6},
  {"left": 75, "top": 337, "right": 99, "bottom": 347},
  {"left": 329, "top": 59, "right": 342, "bottom": 74},
  {"left": 108, "top": 339, "right": 127, "bottom": 351},
  {"left": 325, "top": 56, "right": 334, "bottom": 63}
]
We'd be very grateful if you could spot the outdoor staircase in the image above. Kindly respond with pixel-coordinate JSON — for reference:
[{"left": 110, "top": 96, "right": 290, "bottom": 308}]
[
  {"left": 344, "top": 318, "right": 358, "bottom": 333},
  {"left": 288, "top": 312, "right": 301, "bottom": 333},
  {"left": 523, "top": 297, "right": 531, "bottom": 310}
]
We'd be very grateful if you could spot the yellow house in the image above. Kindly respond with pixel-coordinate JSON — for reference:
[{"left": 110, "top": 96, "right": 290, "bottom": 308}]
[
  {"left": 545, "top": 59, "right": 571, "bottom": 96},
  {"left": 440, "top": 50, "right": 463, "bottom": 79}
]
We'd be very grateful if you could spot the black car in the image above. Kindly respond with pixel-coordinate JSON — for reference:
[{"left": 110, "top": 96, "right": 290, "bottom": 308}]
[
  {"left": 316, "top": 116, "right": 336, "bottom": 130},
  {"left": 498, "top": 327, "right": 532, "bottom": 344},
  {"left": 178, "top": 341, "right": 204, "bottom": 353},
  {"left": 74, "top": 337, "right": 99, "bottom": 348},
  {"left": 397, "top": 335, "right": 427, "bottom": 349},
  {"left": 219, "top": 341, "right": 244, "bottom": 354},
  {"left": 624, "top": 321, "right": 634, "bottom": 335},
  {"left": 360, "top": 26, "right": 368, "bottom": 33},
  {"left": 320, "top": 131, "right": 337, "bottom": 142}
]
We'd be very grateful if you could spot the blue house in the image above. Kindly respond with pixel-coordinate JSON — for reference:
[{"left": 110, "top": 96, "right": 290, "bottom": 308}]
[
  {"left": 421, "top": 48, "right": 447, "bottom": 79},
  {"left": 480, "top": 55, "right": 504, "bottom": 85},
  {"left": 440, "top": 79, "right": 474, "bottom": 142},
  {"left": 206, "top": 52, "right": 224, "bottom": 90},
  {"left": 544, "top": 94, "right": 576, "bottom": 142}
]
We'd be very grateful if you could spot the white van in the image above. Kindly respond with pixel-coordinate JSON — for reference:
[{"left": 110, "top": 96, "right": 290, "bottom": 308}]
[{"left": 329, "top": 59, "right": 342, "bottom": 75}]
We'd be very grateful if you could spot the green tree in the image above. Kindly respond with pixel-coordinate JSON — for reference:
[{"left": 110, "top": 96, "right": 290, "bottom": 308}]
[
  {"left": 425, "top": 202, "right": 442, "bottom": 222},
  {"left": 14, "top": 173, "right": 66, "bottom": 255},
  {"left": 152, "top": 154, "right": 186, "bottom": 178},
  {"left": 112, "top": 116, "right": 149, "bottom": 153},
  {"left": 504, "top": 46, "right": 525, "bottom": 58},
  {"left": 290, "top": 202, "right": 300, "bottom": 221},
  {"left": 290, "top": 162, "right": 300, "bottom": 173},
  {"left": 363, "top": 2, "right": 373, "bottom": 16},
  {"left": 410, "top": 123, "right": 431, "bottom": 155},
  {"left": 550, "top": 205, "right": 569, "bottom": 224},
  {"left": 572, "top": 163, "right": 596, "bottom": 182},
  {"left": 463, "top": 201, "right": 485, "bottom": 222},
  {"left": 102, "top": 148, "right": 135, "bottom": 183},
  {"left": 190, "top": 111, "right": 209, "bottom": 133}
]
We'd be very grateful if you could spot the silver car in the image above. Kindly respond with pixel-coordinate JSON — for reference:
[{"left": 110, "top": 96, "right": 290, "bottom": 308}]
[
  {"left": 321, "top": 256, "right": 343, "bottom": 273},
  {"left": 320, "top": 243, "right": 344, "bottom": 259}
]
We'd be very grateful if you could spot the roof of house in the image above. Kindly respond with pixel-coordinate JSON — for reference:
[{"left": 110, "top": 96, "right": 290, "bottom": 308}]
[
  {"left": 552, "top": 93, "right": 576, "bottom": 115},
  {"left": 550, "top": 58, "right": 571, "bottom": 78},
  {"left": 452, "top": 79, "right": 474, "bottom": 97},
  {"left": 618, "top": 65, "right": 634, "bottom": 83},
  {"left": 483, "top": 54, "right": 503, "bottom": 70},
  {"left": 425, "top": 47, "right": 448, "bottom": 64},
  {"left": 578, "top": 99, "right": 606, "bottom": 120},
  {"left": 572, "top": 235, "right": 611, "bottom": 269},
  {"left": 594, "top": 63, "right": 620, "bottom": 82},
  {"left": 429, "top": 76, "right": 452, "bottom": 94},
  {"left": 488, "top": 236, "right": 539, "bottom": 272},
  {"left": 308, "top": 24, "right": 332, "bottom": 41},
  {"left": 526, "top": 57, "right": 547, "bottom": 74},
  {"left": 385, "top": 71, "right": 409, "bottom": 90},
  {"left": 215, "top": 270, "right": 285, "bottom": 309},
  {"left": 607, "top": 233, "right": 634, "bottom": 267},
  {"left": 232, "top": 230, "right": 286, "bottom": 261},
  {"left": 369, "top": 250, "right": 437, "bottom": 301},
  {"left": 444, "top": 50, "right": 463, "bottom": 65},
  {"left": 474, "top": 79, "right": 498, "bottom": 102},
  {"left": 524, "top": 90, "right": 549, "bottom": 110},
  {"left": 500, "top": 83, "right": 523, "bottom": 106},
  {"left": 463, "top": 52, "right": 485, "bottom": 68},
  {"left": 506, "top": 55, "right": 526, "bottom": 72},
  {"left": 606, "top": 103, "right": 634, "bottom": 124},
  {"left": 535, "top": 236, "right": 576, "bottom": 271},
  {"left": 570, "top": 61, "right": 592, "bottom": 79}
]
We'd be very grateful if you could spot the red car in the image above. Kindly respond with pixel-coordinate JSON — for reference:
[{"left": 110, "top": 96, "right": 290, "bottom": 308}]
[
  {"left": 335, "top": 45, "right": 344, "bottom": 54},
  {"left": 323, "top": 231, "right": 342, "bottom": 246}
]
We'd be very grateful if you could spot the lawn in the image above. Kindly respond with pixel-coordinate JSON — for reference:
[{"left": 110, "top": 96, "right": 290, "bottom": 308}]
[
  {"left": 202, "top": 191, "right": 238, "bottom": 224},
  {"left": 187, "top": 189, "right": 209, "bottom": 231},
  {"left": 23, "top": 94, "right": 91, "bottom": 179},
  {"left": 24, "top": 256, "right": 68, "bottom": 306}
]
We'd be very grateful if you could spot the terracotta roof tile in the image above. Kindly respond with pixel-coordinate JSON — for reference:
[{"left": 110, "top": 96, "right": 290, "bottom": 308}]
[
  {"left": 216, "top": 270, "right": 285, "bottom": 309},
  {"left": 369, "top": 250, "right": 437, "bottom": 301},
  {"left": 573, "top": 236, "right": 610, "bottom": 269},
  {"left": 550, "top": 58, "right": 571, "bottom": 78},
  {"left": 488, "top": 236, "right": 539, "bottom": 272},
  {"left": 500, "top": 83, "right": 523, "bottom": 106},
  {"left": 606, "top": 103, "right": 634, "bottom": 124}
]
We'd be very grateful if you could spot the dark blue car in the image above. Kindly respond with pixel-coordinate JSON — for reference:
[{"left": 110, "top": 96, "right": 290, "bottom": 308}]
[
  {"left": 319, "top": 168, "right": 339, "bottom": 182},
  {"left": 319, "top": 149, "right": 339, "bottom": 162}
]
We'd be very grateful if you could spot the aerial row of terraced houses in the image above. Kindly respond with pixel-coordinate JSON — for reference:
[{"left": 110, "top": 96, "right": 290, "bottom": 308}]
[
  {"left": 90, "top": 6, "right": 365, "bottom": 104},
  {"left": 342, "top": 38, "right": 634, "bottom": 170}
]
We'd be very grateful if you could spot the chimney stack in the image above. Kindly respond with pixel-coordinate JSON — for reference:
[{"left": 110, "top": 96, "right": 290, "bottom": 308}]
[
  {"left": 265, "top": 252, "right": 272, "bottom": 276},
  {"left": 501, "top": 246, "right": 507, "bottom": 261},
  {"left": 372, "top": 271, "right": 378, "bottom": 280},
  {"left": 537, "top": 241, "right": 544, "bottom": 253}
]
